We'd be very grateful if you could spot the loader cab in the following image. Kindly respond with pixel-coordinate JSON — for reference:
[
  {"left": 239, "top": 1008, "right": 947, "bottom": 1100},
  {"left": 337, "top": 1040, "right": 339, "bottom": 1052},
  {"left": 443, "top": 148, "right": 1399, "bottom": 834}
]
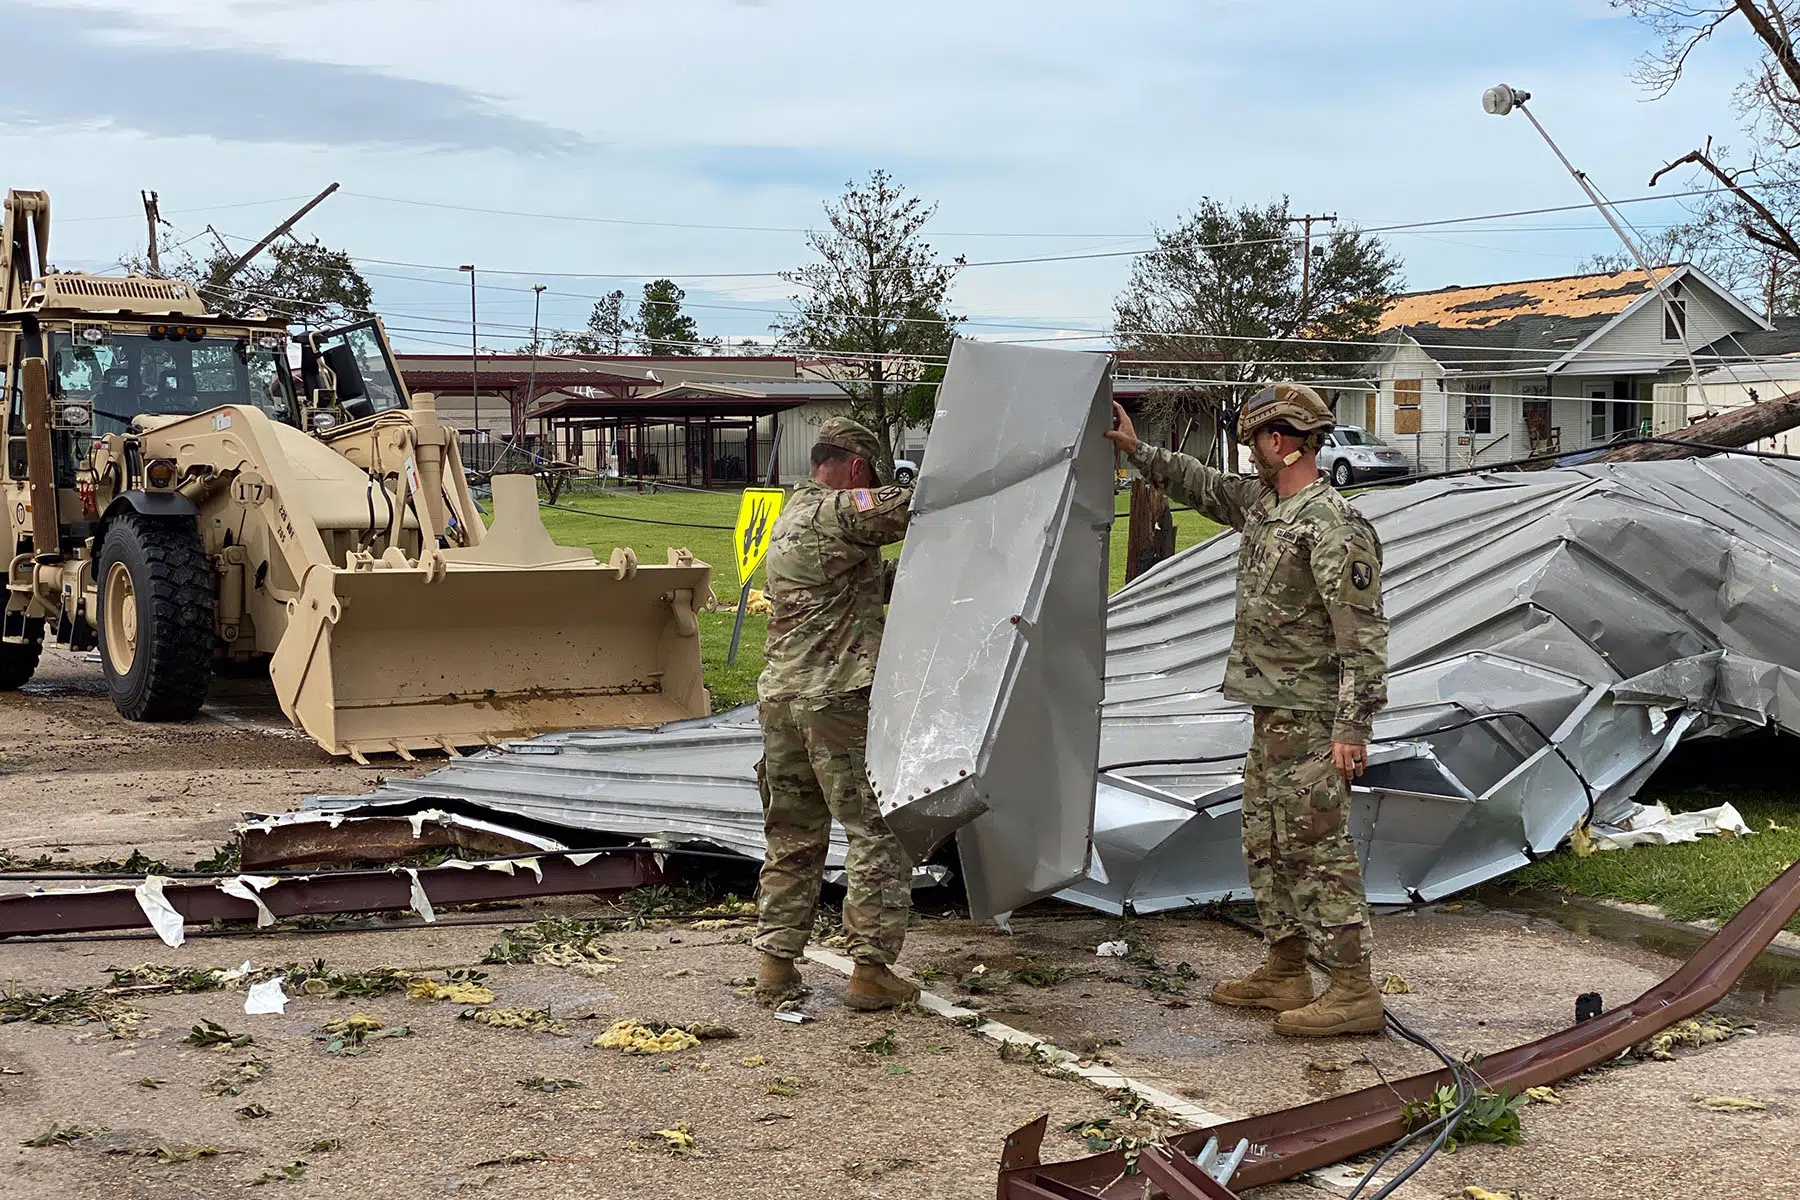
[
  {"left": 4, "top": 320, "right": 297, "bottom": 489},
  {"left": 301, "top": 319, "right": 407, "bottom": 432}
]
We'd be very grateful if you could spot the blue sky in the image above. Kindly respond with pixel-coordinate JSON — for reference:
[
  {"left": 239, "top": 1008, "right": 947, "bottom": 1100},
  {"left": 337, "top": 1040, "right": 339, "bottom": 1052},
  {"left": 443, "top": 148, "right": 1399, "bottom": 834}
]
[{"left": 0, "top": 0, "right": 1770, "bottom": 353}]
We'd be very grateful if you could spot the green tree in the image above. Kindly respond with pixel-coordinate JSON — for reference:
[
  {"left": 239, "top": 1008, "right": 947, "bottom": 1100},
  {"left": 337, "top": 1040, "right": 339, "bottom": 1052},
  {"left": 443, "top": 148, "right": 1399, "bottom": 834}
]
[
  {"left": 199, "top": 237, "right": 372, "bottom": 325},
  {"left": 552, "top": 289, "right": 634, "bottom": 354},
  {"left": 125, "top": 233, "right": 371, "bottom": 326},
  {"left": 1111, "top": 198, "right": 1401, "bottom": 464},
  {"left": 635, "top": 279, "right": 716, "bottom": 355},
  {"left": 773, "top": 169, "right": 964, "bottom": 468}
]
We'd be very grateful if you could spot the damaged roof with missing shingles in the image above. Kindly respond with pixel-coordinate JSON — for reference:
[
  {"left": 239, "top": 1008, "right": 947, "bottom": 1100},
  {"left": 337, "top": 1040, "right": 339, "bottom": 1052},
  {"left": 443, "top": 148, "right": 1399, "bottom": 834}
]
[{"left": 1381, "top": 265, "right": 1678, "bottom": 331}]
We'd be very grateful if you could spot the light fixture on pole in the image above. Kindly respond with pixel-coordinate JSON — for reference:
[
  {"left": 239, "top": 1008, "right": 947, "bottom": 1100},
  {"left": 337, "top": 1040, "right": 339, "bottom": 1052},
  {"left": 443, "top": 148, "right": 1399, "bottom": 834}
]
[
  {"left": 1482, "top": 84, "right": 1701, "bottom": 388},
  {"left": 525, "top": 283, "right": 546, "bottom": 444},
  {"left": 459, "top": 264, "right": 479, "bottom": 441}
]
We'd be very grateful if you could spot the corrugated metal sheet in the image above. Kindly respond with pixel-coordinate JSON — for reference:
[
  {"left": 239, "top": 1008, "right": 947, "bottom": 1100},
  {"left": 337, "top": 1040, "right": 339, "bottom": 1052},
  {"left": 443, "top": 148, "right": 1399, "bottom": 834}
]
[
  {"left": 868, "top": 340, "right": 1113, "bottom": 918},
  {"left": 311, "top": 457, "right": 1800, "bottom": 917},
  {"left": 1083, "top": 456, "right": 1800, "bottom": 910}
]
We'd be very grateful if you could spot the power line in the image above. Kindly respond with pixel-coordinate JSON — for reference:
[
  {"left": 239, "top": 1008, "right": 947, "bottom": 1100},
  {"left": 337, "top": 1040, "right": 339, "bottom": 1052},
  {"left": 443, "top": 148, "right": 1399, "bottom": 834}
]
[{"left": 340, "top": 190, "right": 1148, "bottom": 239}]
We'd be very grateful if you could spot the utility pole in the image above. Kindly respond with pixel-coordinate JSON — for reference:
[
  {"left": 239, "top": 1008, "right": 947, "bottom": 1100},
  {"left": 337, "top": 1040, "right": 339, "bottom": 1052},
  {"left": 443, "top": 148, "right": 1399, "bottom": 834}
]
[
  {"left": 460, "top": 264, "right": 479, "bottom": 450},
  {"left": 215, "top": 182, "right": 339, "bottom": 286},
  {"left": 140, "top": 191, "right": 162, "bottom": 275},
  {"left": 525, "top": 283, "right": 546, "bottom": 443},
  {"left": 1289, "top": 212, "right": 1336, "bottom": 312}
]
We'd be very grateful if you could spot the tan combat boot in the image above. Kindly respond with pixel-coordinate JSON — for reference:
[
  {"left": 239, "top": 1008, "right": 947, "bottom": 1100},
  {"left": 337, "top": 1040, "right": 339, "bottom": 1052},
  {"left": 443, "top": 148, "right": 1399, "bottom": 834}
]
[
  {"left": 1272, "top": 959, "right": 1385, "bottom": 1037},
  {"left": 1209, "top": 937, "right": 1314, "bottom": 1012},
  {"left": 846, "top": 963, "right": 919, "bottom": 1012},
  {"left": 753, "top": 953, "right": 803, "bottom": 1006}
]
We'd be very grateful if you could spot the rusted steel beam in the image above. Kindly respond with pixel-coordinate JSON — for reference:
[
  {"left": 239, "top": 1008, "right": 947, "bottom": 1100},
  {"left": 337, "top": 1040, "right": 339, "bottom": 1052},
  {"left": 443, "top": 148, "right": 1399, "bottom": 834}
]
[
  {"left": 238, "top": 817, "right": 554, "bottom": 871},
  {"left": 1134, "top": 1147, "right": 1240, "bottom": 1200},
  {"left": 997, "top": 854, "right": 1800, "bottom": 1200},
  {"left": 0, "top": 853, "right": 661, "bottom": 939}
]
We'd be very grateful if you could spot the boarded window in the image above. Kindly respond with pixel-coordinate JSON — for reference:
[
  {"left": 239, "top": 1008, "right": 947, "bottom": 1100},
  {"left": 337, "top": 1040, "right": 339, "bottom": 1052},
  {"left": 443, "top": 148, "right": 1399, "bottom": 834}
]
[
  {"left": 1463, "top": 381, "right": 1493, "bottom": 435},
  {"left": 1391, "top": 377, "right": 1421, "bottom": 434}
]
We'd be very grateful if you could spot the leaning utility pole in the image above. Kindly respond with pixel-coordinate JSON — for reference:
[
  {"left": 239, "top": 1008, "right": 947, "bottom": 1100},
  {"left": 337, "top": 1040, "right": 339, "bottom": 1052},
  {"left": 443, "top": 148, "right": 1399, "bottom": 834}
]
[
  {"left": 215, "top": 182, "right": 340, "bottom": 286},
  {"left": 1289, "top": 212, "right": 1336, "bottom": 312},
  {"left": 140, "top": 190, "right": 163, "bottom": 274}
]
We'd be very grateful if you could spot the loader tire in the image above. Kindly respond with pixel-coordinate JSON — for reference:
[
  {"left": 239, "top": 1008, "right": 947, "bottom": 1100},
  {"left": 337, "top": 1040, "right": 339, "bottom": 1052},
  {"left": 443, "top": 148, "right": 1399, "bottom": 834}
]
[
  {"left": 0, "top": 638, "right": 41, "bottom": 690},
  {"left": 97, "top": 514, "right": 215, "bottom": 721}
]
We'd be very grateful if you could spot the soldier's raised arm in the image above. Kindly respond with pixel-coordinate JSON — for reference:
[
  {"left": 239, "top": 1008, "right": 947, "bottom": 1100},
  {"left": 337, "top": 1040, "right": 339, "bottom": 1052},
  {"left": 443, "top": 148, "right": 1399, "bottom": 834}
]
[
  {"left": 1103, "top": 401, "right": 1255, "bottom": 531},
  {"left": 1309, "top": 516, "right": 1389, "bottom": 745},
  {"left": 830, "top": 484, "right": 912, "bottom": 547}
]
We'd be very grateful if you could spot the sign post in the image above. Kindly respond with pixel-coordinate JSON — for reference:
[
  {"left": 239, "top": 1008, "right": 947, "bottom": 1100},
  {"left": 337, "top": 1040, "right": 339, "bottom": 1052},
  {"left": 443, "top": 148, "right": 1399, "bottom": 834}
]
[{"left": 726, "top": 487, "right": 785, "bottom": 666}]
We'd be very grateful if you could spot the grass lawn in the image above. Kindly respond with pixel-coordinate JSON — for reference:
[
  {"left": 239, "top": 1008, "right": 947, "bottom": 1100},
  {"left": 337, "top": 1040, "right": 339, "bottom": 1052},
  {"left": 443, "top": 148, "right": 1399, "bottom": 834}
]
[
  {"left": 1501, "top": 741, "right": 1800, "bottom": 933},
  {"left": 536, "top": 482, "right": 1223, "bottom": 711}
]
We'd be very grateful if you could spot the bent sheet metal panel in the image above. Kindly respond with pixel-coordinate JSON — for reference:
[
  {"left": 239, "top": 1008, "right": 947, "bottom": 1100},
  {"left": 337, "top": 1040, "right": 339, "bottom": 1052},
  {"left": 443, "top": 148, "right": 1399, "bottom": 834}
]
[
  {"left": 865, "top": 340, "right": 1114, "bottom": 918},
  {"left": 1078, "top": 457, "right": 1800, "bottom": 911}
]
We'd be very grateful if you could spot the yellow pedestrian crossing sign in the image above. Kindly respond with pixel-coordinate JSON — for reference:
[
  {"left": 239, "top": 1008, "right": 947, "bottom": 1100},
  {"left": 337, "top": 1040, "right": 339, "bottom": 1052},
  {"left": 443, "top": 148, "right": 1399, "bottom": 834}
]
[{"left": 734, "top": 488, "right": 785, "bottom": 586}]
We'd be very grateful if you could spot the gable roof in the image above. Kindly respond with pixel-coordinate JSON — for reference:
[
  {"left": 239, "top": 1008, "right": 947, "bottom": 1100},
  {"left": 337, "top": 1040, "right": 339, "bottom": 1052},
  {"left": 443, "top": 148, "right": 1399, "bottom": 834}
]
[
  {"left": 1381, "top": 266, "right": 1678, "bottom": 331},
  {"left": 1380, "top": 264, "right": 1772, "bottom": 375}
]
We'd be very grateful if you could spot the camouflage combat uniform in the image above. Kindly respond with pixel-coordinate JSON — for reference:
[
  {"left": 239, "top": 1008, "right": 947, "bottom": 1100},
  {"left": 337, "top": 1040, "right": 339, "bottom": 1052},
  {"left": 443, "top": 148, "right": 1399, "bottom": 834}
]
[
  {"left": 752, "top": 458, "right": 914, "bottom": 967},
  {"left": 1125, "top": 443, "right": 1387, "bottom": 970}
]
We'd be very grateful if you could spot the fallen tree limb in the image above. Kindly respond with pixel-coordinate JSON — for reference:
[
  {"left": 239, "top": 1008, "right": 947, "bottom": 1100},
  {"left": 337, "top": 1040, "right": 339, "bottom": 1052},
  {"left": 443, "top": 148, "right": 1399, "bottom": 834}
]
[{"left": 1597, "top": 389, "right": 1800, "bottom": 462}]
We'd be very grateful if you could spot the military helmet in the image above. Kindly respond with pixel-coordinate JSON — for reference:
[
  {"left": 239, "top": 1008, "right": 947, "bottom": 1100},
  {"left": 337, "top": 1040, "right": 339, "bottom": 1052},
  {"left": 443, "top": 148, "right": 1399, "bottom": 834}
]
[
  {"left": 815, "top": 415, "right": 883, "bottom": 465},
  {"left": 1236, "top": 382, "right": 1335, "bottom": 446}
]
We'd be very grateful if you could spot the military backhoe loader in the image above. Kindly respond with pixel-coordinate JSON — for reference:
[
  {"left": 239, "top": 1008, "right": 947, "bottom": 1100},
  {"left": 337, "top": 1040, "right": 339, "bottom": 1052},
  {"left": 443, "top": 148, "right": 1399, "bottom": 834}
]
[{"left": 0, "top": 189, "right": 711, "bottom": 760}]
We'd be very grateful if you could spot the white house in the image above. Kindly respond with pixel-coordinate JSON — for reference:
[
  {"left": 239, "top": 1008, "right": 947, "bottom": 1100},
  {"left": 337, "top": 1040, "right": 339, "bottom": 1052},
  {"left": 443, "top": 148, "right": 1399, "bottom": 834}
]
[
  {"left": 1652, "top": 320, "right": 1800, "bottom": 457},
  {"left": 1348, "top": 265, "right": 1781, "bottom": 471}
]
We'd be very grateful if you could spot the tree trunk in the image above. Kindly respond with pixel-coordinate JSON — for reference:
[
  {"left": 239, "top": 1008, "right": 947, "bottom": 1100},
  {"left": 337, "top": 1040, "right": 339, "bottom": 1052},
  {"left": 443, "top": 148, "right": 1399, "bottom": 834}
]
[
  {"left": 1596, "top": 390, "right": 1800, "bottom": 462},
  {"left": 1125, "top": 478, "right": 1176, "bottom": 584}
]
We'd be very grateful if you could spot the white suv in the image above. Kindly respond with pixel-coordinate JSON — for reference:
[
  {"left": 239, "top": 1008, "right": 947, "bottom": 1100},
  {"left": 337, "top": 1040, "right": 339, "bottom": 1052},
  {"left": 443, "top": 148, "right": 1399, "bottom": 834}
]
[{"left": 1318, "top": 426, "right": 1410, "bottom": 488}]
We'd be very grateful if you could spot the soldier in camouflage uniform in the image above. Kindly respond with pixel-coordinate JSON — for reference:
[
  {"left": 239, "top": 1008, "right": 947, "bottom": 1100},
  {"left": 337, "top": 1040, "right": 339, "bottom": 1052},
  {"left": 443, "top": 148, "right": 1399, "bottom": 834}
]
[
  {"left": 1105, "top": 384, "right": 1389, "bottom": 1037},
  {"left": 751, "top": 416, "right": 920, "bottom": 1012}
]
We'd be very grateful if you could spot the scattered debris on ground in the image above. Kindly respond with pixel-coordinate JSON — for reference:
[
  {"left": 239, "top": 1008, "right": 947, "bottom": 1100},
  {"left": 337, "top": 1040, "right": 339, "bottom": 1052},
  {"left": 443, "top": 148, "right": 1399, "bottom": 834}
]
[
  {"left": 185, "top": 1019, "right": 254, "bottom": 1049},
  {"left": 594, "top": 1019, "right": 700, "bottom": 1054},
  {"left": 1, "top": 984, "right": 142, "bottom": 1037},
  {"left": 204, "top": 1059, "right": 269, "bottom": 1097},
  {"left": 406, "top": 973, "right": 496, "bottom": 1004},
  {"left": 517, "top": 1076, "right": 584, "bottom": 1093},
  {"left": 464, "top": 1006, "right": 566, "bottom": 1035},
  {"left": 317, "top": 1014, "right": 410, "bottom": 1055},
  {"left": 1634, "top": 1015, "right": 1755, "bottom": 1061},
  {"left": 1692, "top": 1094, "right": 1769, "bottom": 1112},
  {"left": 1403, "top": 1087, "right": 1526, "bottom": 1151}
]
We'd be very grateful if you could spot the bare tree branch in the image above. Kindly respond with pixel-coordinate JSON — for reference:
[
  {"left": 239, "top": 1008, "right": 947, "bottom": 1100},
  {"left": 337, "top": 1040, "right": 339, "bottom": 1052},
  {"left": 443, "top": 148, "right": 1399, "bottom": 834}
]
[{"left": 1650, "top": 145, "right": 1800, "bottom": 259}]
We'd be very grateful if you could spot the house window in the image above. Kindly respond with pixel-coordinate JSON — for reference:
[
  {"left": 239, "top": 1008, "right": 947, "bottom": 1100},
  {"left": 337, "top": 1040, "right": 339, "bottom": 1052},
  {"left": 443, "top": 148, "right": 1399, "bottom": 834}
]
[
  {"left": 1590, "top": 399, "right": 1608, "bottom": 442},
  {"left": 1662, "top": 281, "right": 1687, "bottom": 342},
  {"left": 1462, "top": 381, "right": 1493, "bottom": 435}
]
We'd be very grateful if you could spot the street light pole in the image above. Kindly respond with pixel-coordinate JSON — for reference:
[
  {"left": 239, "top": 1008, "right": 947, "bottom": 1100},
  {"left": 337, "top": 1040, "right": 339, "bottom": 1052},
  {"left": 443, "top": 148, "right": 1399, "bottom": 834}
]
[
  {"left": 525, "top": 283, "right": 546, "bottom": 446},
  {"left": 459, "top": 264, "right": 479, "bottom": 450},
  {"left": 1481, "top": 84, "right": 1702, "bottom": 389}
]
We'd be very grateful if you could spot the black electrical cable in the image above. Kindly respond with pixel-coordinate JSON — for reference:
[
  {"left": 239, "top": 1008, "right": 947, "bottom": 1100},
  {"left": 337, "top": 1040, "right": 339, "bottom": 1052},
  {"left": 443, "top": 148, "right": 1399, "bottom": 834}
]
[
  {"left": 1103, "top": 708, "right": 1598, "bottom": 824},
  {"left": 1216, "top": 911, "right": 1478, "bottom": 1198}
]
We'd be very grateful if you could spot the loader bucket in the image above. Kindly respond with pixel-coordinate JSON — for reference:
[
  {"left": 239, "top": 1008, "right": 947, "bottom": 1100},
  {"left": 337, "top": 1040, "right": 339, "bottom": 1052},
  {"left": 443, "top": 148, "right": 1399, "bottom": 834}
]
[{"left": 269, "top": 476, "right": 712, "bottom": 761}]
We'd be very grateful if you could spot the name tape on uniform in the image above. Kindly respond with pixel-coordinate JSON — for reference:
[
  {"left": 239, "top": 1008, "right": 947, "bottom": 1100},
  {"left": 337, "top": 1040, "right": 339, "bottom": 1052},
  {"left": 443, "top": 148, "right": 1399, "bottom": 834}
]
[{"left": 734, "top": 488, "right": 785, "bottom": 586}]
